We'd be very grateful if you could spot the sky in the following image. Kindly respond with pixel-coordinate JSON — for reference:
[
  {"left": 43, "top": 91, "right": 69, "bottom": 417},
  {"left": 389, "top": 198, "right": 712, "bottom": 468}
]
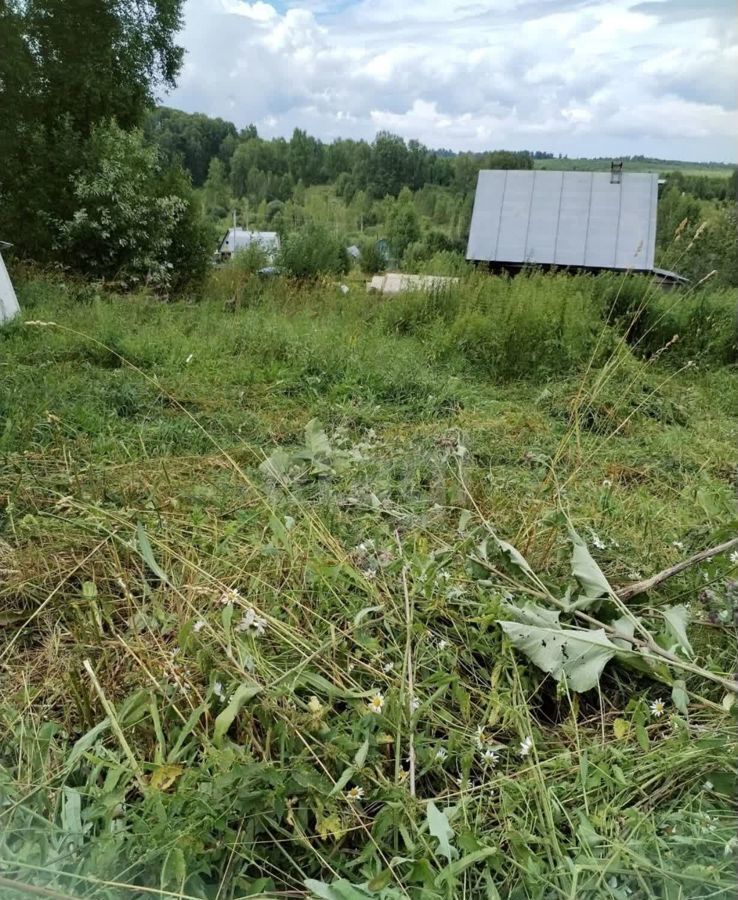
[{"left": 166, "top": 0, "right": 737, "bottom": 162}]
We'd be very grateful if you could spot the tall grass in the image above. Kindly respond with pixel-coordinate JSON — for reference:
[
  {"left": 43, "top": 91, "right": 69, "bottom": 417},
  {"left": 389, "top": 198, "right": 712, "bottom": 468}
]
[{"left": 1, "top": 269, "right": 737, "bottom": 899}]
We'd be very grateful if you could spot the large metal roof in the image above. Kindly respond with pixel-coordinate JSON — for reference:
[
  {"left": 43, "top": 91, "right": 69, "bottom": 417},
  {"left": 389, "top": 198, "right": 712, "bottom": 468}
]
[{"left": 466, "top": 170, "right": 658, "bottom": 271}]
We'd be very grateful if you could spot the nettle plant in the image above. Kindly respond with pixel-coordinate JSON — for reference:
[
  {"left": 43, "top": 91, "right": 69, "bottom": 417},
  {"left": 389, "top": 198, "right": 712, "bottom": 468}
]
[{"left": 468, "top": 522, "right": 738, "bottom": 707}]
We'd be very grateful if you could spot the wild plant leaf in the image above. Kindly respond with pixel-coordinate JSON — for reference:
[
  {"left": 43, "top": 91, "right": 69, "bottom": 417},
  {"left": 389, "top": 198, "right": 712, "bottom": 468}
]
[
  {"left": 304, "top": 880, "right": 382, "bottom": 900},
  {"left": 295, "top": 671, "right": 375, "bottom": 699},
  {"left": 149, "top": 764, "right": 184, "bottom": 792},
  {"left": 427, "top": 801, "right": 458, "bottom": 861},
  {"left": 498, "top": 615, "right": 618, "bottom": 692},
  {"left": 161, "top": 847, "right": 186, "bottom": 890},
  {"left": 67, "top": 718, "right": 111, "bottom": 769},
  {"left": 328, "top": 766, "right": 356, "bottom": 797},
  {"left": 61, "top": 787, "right": 82, "bottom": 838},
  {"left": 303, "top": 418, "right": 332, "bottom": 460},
  {"left": 502, "top": 601, "right": 559, "bottom": 628},
  {"left": 136, "top": 523, "right": 171, "bottom": 586},
  {"left": 435, "top": 847, "right": 497, "bottom": 885},
  {"left": 672, "top": 679, "right": 690, "bottom": 715},
  {"left": 494, "top": 538, "right": 534, "bottom": 575},
  {"left": 610, "top": 615, "right": 635, "bottom": 650},
  {"left": 567, "top": 527, "right": 612, "bottom": 608},
  {"left": 662, "top": 605, "right": 693, "bottom": 658},
  {"left": 353, "top": 738, "right": 370, "bottom": 768},
  {"left": 259, "top": 448, "right": 291, "bottom": 482},
  {"left": 212, "top": 683, "right": 261, "bottom": 745}
]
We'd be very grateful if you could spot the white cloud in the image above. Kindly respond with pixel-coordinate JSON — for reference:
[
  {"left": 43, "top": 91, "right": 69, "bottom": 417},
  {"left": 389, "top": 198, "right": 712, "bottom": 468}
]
[{"left": 167, "top": 0, "right": 737, "bottom": 160}]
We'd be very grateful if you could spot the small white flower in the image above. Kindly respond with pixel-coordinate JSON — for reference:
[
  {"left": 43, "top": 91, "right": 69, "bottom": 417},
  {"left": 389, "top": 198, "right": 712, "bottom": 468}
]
[
  {"left": 219, "top": 588, "right": 241, "bottom": 606},
  {"left": 213, "top": 681, "right": 225, "bottom": 699},
  {"left": 435, "top": 747, "right": 448, "bottom": 761},
  {"left": 307, "top": 696, "right": 323, "bottom": 714},
  {"left": 438, "top": 639, "right": 449, "bottom": 651},
  {"left": 519, "top": 736, "right": 534, "bottom": 757},
  {"left": 410, "top": 696, "right": 420, "bottom": 712},
  {"left": 703, "top": 780, "right": 713, "bottom": 791},
  {"left": 672, "top": 541, "right": 684, "bottom": 551},
  {"left": 172, "top": 647, "right": 180, "bottom": 657},
  {"left": 591, "top": 533, "right": 606, "bottom": 550},
  {"left": 482, "top": 748, "right": 498, "bottom": 765},
  {"left": 193, "top": 620, "right": 206, "bottom": 633},
  {"left": 729, "top": 550, "right": 738, "bottom": 566},
  {"left": 236, "top": 607, "right": 267, "bottom": 636},
  {"left": 367, "top": 693, "right": 384, "bottom": 714},
  {"left": 628, "top": 571, "right": 643, "bottom": 580},
  {"left": 650, "top": 698, "right": 666, "bottom": 718},
  {"left": 475, "top": 725, "right": 487, "bottom": 749},
  {"left": 346, "top": 786, "right": 364, "bottom": 800},
  {"left": 724, "top": 836, "right": 738, "bottom": 856},
  {"left": 602, "top": 478, "right": 613, "bottom": 488},
  {"left": 382, "top": 661, "right": 394, "bottom": 673}
]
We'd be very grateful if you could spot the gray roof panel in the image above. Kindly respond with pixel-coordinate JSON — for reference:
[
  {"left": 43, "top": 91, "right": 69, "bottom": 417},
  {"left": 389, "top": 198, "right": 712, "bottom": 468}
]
[{"left": 467, "top": 170, "right": 658, "bottom": 271}]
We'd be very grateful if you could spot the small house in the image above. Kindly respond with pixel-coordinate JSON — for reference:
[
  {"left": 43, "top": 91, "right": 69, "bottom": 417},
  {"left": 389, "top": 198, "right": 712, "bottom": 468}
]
[
  {"left": 0, "top": 241, "right": 20, "bottom": 324},
  {"left": 466, "top": 167, "right": 685, "bottom": 284},
  {"left": 217, "top": 228, "right": 281, "bottom": 262}
]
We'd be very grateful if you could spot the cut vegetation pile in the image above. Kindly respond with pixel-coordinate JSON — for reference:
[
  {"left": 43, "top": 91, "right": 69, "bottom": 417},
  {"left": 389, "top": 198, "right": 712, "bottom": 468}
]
[{"left": 0, "top": 269, "right": 737, "bottom": 899}]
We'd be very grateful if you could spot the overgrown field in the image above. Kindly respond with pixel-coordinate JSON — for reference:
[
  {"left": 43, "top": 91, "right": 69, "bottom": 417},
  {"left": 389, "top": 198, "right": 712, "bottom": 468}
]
[{"left": 1, "top": 269, "right": 737, "bottom": 899}]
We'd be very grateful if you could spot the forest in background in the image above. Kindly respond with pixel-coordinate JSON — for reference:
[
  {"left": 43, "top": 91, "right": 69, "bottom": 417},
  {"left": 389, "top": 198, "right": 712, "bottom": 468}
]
[{"left": 1, "top": 0, "right": 736, "bottom": 292}]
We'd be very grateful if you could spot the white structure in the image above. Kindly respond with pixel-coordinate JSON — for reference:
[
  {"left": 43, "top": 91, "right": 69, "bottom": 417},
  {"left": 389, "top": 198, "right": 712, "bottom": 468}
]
[
  {"left": 467, "top": 169, "right": 659, "bottom": 272},
  {"left": 367, "top": 273, "right": 459, "bottom": 295},
  {"left": 0, "top": 241, "right": 20, "bottom": 324},
  {"left": 217, "top": 228, "right": 280, "bottom": 261}
]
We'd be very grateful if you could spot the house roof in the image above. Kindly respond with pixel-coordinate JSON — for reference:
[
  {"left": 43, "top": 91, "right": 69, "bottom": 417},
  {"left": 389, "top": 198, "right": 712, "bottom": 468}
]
[
  {"left": 218, "top": 229, "right": 280, "bottom": 253},
  {"left": 466, "top": 170, "right": 658, "bottom": 272}
]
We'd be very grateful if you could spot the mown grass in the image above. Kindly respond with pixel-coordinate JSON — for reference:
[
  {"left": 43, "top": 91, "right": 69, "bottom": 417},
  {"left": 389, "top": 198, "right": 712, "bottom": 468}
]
[{"left": 0, "top": 267, "right": 737, "bottom": 899}]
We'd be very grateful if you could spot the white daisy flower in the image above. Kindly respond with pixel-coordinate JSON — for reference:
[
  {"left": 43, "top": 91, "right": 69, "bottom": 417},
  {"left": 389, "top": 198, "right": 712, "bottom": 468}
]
[
  {"left": 591, "top": 533, "right": 606, "bottom": 550},
  {"left": 724, "top": 836, "right": 738, "bottom": 856},
  {"left": 650, "top": 698, "right": 666, "bottom": 718},
  {"left": 193, "top": 620, "right": 206, "bottom": 633},
  {"left": 729, "top": 550, "right": 738, "bottom": 566},
  {"left": 213, "top": 681, "right": 225, "bottom": 699},
  {"left": 382, "top": 661, "right": 394, "bottom": 673},
  {"left": 367, "top": 693, "right": 384, "bottom": 714},
  {"left": 438, "top": 639, "right": 449, "bottom": 651},
  {"left": 346, "top": 786, "right": 364, "bottom": 801},
  {"left": 410, "top": 696, "right": 420, "bottom": 712},
  {"left": 475, "top": 725, "right": 487, "bottom": 749},
  {"left": 435, "top": 747, "right": 448, "bottom": 761},
  {"left": 482, "top": 748, "right": 498, "bottom": 765},
  {"left": 519, "top": 736, "right": 534, "bottom": 757},
  {"left": 236, "top": 607, "right": 267, "bottom": 637},
  {"left": 703, "top": 780, "right": 713, "bottom": 791},
  {"left": 672, "top": 541, "right": 684, "bottom": 551},
  {"left": 219, "top": 588, "right": 241, "bottom": 606},
  {"left": 602, "top": 478, "right": 613, "bottom": 488}
]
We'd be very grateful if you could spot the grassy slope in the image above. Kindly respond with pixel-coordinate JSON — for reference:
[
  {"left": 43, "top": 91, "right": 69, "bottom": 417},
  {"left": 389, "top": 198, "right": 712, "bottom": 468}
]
[{"left": 1, "top": 271, "right": 737, "bottom": 899}]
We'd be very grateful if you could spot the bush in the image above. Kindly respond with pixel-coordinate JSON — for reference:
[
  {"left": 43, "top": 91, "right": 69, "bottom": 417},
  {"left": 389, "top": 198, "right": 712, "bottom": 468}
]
[
  {"left": 55, "top": 121, "right": 212, "bottom": 293},
  {"left": 278, "top": 222, "right": 349, "bottom": 279},
  {"left": 359, "top": 239, "right": 387, "bottom": 275}
]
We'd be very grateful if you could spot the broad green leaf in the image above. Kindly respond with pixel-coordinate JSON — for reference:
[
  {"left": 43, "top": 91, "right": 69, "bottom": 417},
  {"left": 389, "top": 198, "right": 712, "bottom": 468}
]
[
  {"left": 671, "top": 679, "right": 689, "bottom": 715},
  {"left": 436, "top": 847, "right": 497, "bottom": 884},
  {"left": 213, "top": 683, "right": 261, "bottom": 745},
  {"left": 328, "top": 765, "right": 355, "bottom": 797},
  {"left": 259, "top": 448, "right": 291, "bottom": 481},
  {"left": 498, "top": 616, "right": 618, "bottom": 692},
  {"left": 67, "top": 718, "right": 110, "bottom": 768},
  {"left": 136, "top": 523, "right": 171, "bottom": 585},
  {"left": 367, "top": 869, "right": 393, "bottom": 891},
  {"left": 150, "top": 764, "right": 183, "bottom": 792},
  {"left": 427, "top": 801, "right": 458, "bottom": 861},
  {"left": 161, "top": 846, "right": 186, "bottom": 890},
  {"left": 610, "top": 615, "right": 635, "bottom": 650},
  {"left": 304, "top": 418, "right": 332, "bottom": 459},
  {"left": 567, "top": 527, "right": 612, "bottom": 608},
  {"left": 295, "top": 671, "right": 375, "bottom": 699},
  {"left": 502, "top": 601, "right": 559, "bottom": 628},
  {"left": 61, "top": 787, "right": 82, "bottom": 838},
  {"left": 635, "top": 723, "right": 650, "bottom": 751},
  {"left": 353, "top": 738, "right": 370, "bottom": 768},
  {"left": 662, "top": 605, "right": 693, "bottom": 658},
  {"left": 494, "top": 538, "right": 533, "bottom": 575}
]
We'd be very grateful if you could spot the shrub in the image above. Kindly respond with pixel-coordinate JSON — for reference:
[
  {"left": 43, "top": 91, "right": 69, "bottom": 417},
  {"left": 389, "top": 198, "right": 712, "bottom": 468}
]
[
  {"left": 55, "top": 121, "right": 211, "bottom": 293},
  {"left": 278, "top": 222, "right": 349, "bottom": 279},
  {"left": 359, "top": 239, "right": 387, "bottom": 275}
]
